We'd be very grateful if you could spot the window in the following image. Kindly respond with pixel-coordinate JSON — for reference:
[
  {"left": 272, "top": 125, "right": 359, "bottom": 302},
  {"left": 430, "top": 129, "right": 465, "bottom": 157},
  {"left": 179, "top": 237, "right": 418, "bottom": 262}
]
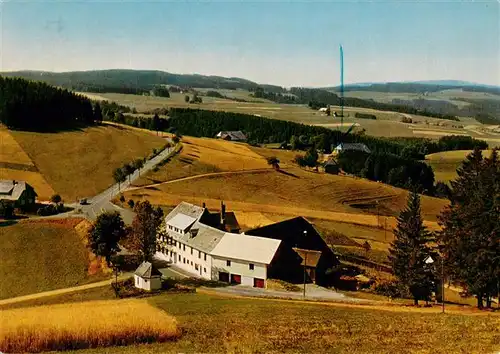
[
  {"left": 191, "top": 261, "right": 193, "bottom": 266},
  {"left": 178, "top": 255, "right": 181, "bottom": 261},
  {"left": 183, "top": 244, "right": 186, "bottom": 251},
  {"left": 204, "top": 267, "right": 207, "bottom": 273},
  {"left": 183, "top": 257, "right": 186, "bottom": 264},
  {"left": 195, "top": 264, "right": 199, "bottom": 271},
  {"left": 191, "top": 247, "right": 193, "bottom": 255},
  {"left": 204, "top": 254, "right": 207, "bottom": 261},
  {"left": 249, "top": 263, "right": 254, "bottom": 270},
  {"left": 226, "top": 260, "right": 231, "bottom": 267},
  {"left": 198, "top": 251, "right": 201, "bottom": 259}
]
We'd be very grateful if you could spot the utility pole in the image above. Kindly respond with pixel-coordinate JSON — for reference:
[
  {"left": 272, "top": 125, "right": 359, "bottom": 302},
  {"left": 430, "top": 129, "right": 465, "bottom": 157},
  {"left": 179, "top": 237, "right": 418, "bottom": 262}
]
[
  {"left": 441, "top": 258, "right": 445, "bottom": 314},
  {"left": 303, "top": 230, "right": 307, "bottom": 299},
  {"left": 303, "top": 252, "right": 307, "bottom": 299}
]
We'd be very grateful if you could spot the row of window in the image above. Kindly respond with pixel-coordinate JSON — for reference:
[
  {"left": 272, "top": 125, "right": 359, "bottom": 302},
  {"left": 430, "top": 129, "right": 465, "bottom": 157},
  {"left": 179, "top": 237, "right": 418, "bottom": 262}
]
[
  {"left": 162, "top": 235, "right": 208, "bottom": 262},
  {"left": 167, "top": 224, "right": 183, "bottom": 234},
  {"left": 179, "top": 254, "right": 207, "bottom": 273},
  {"left": 225, "top": 260, "right": 254, "bottom": 271}
]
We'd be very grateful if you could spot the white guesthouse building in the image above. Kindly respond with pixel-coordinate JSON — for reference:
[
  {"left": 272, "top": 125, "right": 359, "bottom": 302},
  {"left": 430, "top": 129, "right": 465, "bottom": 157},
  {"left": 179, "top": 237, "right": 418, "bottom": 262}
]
[{"left": 156, "top": 202, "right": 281, "bottom": 288}]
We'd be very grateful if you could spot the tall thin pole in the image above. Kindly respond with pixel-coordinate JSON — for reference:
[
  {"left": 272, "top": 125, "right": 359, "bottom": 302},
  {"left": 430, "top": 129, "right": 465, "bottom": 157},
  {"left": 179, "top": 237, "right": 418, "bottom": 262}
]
[
  {"left": 340, "top": 45, "right": 344, "bottom": 128},
  {"left": 441, "top": 259, "right": 445, "bottom": 314},
  {"left": 303, "top": 252, "right": 307, "bottom": 299}
]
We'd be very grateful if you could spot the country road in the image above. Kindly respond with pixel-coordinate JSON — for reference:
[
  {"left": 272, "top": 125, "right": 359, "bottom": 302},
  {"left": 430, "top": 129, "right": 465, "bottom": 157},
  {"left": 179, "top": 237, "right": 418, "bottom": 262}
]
[{"left": 67, "top": 137, "right": 176, "bottom": 223}]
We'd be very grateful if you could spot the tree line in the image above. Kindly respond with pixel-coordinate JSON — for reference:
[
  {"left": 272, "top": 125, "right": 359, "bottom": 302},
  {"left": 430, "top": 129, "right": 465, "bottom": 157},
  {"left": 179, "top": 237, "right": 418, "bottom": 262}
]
[
  {"left": 258, "top": 87, "right": 460, "bottom": 120},
  {"left": 389, "top": 148, "right": 499, "bottom": 309},
  {"left": 0, "top": 76, "right": 97, "bottom": 131}
]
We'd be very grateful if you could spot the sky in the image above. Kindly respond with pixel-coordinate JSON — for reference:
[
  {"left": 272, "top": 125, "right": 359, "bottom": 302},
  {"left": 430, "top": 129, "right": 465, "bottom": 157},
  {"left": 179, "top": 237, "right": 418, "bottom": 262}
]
[{"left": 1, "top": 0, "right": 499, "bottom": 87}]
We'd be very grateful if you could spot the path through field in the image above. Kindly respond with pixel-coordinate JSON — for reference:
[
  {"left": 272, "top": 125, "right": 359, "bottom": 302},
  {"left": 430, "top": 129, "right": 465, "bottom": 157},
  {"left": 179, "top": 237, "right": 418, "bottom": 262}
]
[{"left": 0, "top": 274, "right": 130, "bottom": 307}]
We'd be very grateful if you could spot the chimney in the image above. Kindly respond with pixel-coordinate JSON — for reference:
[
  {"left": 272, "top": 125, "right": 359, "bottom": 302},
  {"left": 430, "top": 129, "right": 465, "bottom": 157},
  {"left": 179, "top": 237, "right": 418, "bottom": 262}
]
[{"left": 220, "top": 201, "right": 226, "bottom": 227}]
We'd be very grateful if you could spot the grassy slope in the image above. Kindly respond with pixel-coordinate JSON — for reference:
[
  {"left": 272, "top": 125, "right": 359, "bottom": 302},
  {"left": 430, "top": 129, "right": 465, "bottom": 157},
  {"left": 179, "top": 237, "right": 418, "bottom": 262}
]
[
  {"left": 0, "top": 220, "right": 102, "bottom": 300},
  {"left": 10, "top": 124, "right": 166, "bottom": 201},
  {"left": 425, "top": 149, "right": 494, "bottom": 183},
  {"left": 0, "top": 128, "right": 55, "bottom": 200},
  {"left": 25, "top": 292, "right": 498, "bottom": 354},
  {"left": 134, "top": 136, "right": 269, "bottom": 186},
  {"left": 126, "top": 166, "right": 447, "bottom": 222}
]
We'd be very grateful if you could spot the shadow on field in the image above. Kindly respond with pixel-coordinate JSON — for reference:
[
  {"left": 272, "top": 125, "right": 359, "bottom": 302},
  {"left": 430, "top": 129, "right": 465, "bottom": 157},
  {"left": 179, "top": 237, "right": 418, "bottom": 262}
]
[
  {"left": 277, "top": 169, "right": 300, "bottom": 178},
  {"left": 0, "top": 220, "right": 18, "bottom": 227}
]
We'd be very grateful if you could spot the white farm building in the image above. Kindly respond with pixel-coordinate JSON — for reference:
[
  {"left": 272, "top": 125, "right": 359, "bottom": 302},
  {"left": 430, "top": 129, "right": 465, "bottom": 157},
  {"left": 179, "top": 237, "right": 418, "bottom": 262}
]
[{"left": 156, "top": 202, "right": 281, "bottom": 288}]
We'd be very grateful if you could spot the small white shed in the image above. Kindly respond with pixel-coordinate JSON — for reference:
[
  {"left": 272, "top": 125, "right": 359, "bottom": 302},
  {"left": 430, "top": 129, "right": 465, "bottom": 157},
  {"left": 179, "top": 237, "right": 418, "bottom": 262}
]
[{"left": 134, "top": 261, "right": 162, "bottom": 291}]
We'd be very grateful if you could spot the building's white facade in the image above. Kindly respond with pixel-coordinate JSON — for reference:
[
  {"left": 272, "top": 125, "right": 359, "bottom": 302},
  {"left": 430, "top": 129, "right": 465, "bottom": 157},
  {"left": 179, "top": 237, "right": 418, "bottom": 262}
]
[
  {"left": 157, "top": 234, "right": 213, "bottom": 280},
  {"left": 211, "top": 256, "right": 268, "bottom": 287},
  {"left": 134, "top": 274, "right": 161, "bottom": 291},
  {"left": 156, "top": 202, "right": 281, "bottom": 288}
]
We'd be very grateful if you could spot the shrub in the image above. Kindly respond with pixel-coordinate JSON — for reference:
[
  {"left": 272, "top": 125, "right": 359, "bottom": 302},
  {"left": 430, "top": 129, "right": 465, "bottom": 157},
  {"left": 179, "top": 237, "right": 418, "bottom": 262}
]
[
  {"left": 119, "top": 195, "right": 125, "bottom": 203},
  {"left": 355, "top": 112, "right": 377, "bottom": 120},
  {"left": 128, "top": 199, "right": 135, "bottom": 208},
  {"left": 373, "top": 280, "right": 410, "bottom": 299},
  {"left": 50, "top": 194, "right": 62, "bottom": 203}
]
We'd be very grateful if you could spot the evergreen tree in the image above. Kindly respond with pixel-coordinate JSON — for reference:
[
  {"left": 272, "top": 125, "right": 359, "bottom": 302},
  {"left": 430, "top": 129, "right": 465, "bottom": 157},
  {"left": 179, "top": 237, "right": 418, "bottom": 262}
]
[
  {"left": 389, "top": 191, "right": 435, "bottom": 305},
  {"left": 438, "top": 148, "right": 500, "bottom": 308},
  {"left": 93, "top": 102, "right": 103, "bottom": 123}
]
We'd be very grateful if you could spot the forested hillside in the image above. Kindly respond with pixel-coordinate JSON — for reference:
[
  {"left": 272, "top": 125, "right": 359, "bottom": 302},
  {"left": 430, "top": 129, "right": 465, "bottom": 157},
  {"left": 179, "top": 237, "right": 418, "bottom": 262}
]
[
  {"left": 0, "top": 70, "right": 283, "bottom": 92},
  {"left": 328, "top": 82, "right": 500, "bottom": 95},
  {"left": 0, "top": 76, "right": 95, "bottom": 131}
]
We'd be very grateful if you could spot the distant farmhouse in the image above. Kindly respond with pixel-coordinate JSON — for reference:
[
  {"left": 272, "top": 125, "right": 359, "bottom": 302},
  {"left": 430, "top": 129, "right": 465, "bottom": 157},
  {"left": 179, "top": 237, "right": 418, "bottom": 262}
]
[
  {"left": 333, "top": 143, "right": 371, "bottom": 155},
  {"left": 216, "top": 131, "right": 247, "bottom": 142},
  {"left": 156, "top": 201, "right": 338, "bottom": 288},
  {"left": 0, "top": 180, "right": 37, "bottom": 208}
]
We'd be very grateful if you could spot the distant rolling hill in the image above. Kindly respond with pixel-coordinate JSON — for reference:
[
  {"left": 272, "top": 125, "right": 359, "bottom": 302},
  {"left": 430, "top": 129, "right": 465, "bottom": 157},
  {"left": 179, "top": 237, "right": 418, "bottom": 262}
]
[
  {"left": 0, "top": 69, "right": 285, "bottom": 93},
  {"left": 325, "top": 81, "right": 500, "bottom": 95}
]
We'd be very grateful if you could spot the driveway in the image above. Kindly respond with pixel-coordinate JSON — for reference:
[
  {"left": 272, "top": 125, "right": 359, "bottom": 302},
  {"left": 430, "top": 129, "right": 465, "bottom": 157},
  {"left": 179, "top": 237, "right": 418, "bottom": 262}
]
[{"left": 205, "top": 283, "right": 369, "bottom": 303}]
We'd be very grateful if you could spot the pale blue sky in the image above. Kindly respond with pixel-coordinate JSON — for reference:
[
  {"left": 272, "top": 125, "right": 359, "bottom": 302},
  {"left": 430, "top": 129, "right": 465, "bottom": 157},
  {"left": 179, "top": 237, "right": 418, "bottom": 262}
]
[{"left": 1, "top": 1, "right": 499, "bottom": 86}]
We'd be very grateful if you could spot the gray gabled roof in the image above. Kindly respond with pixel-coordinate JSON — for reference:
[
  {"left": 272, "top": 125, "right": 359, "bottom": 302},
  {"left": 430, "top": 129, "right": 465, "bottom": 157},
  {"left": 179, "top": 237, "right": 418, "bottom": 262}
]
[
  {"left": 169, "top": 220, "right": 226, "bottom": 253},
  {"left": 163, "top": 201, "right": 226, "bottom": 253},
  {"left": 334, "top": 143, "right": 371, "bottom": 154},
  {"left": 216, "top": 131, "right": 247, "bottom": 141},
  {"left": 165, "top": 202, "right": 205, "bottom": 224},
  {"left": 0, "top": 180, "right": 35, "bottom": 201},
  {"left": 134, "top": 261, "right": 162, "bottom": 278}
]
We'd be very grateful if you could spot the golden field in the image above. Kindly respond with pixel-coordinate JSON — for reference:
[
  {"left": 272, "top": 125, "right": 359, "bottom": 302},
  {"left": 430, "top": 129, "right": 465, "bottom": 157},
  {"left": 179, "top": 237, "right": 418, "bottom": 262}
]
[
  {"left": 0, "top": 128, "right": 55, "bottom": 200},
  {"left": 22, "top": 292, "right": 499, "bottom": 354},
  {"left": 135, "top": 135, "right": 270, "bottom": 186},
  {"left": 425, "top": 149, "right": 495, "bottom": 183},
  {"left": 126, "top": 166, "right": 447, "bottom": 224},
  {"left": 0, "top": 299, "right": 180, "bottom": 353},
  {"left": 9, "top": 124, "right": 166, "bottom": 201}
]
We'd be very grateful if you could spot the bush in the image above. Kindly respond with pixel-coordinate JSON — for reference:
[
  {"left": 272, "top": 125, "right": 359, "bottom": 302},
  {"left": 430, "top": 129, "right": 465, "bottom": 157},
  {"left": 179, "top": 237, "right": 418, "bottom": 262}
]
[
  {"left": 36, "top": 204, "right": 58, "bottom": 216},
  {"left": 119, "top": 195, "right": 125, "bottom": 203},
  {"left": 127, "top": 199, "right": 135, "bottom": 208},
  {"left": 373, "top": 280, "right": 410, "bottom": 299},
  {"left": 355, "top": 112, "right": 377, "bottom": 120},
  {"left": 0, "top": 201, "right": 14, "bottom": 218},
  {"left": 50, "top": 194, "right": 62, "bottom": 203}
]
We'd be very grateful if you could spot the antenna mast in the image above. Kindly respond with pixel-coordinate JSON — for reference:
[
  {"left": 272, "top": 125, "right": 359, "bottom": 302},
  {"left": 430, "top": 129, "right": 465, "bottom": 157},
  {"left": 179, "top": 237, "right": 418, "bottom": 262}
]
[{"left": 340, "top": 45, "right": 344, "bottom": 128}]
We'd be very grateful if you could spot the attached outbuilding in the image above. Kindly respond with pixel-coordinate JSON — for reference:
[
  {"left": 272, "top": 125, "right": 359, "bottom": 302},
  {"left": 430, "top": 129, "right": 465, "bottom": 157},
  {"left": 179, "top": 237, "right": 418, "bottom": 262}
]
[
  {"left": 210, "top": 233, "right": 281, "bottom": 288},
  {"left": 134, "top": 261, "right": 162, "bottom": 291}
]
